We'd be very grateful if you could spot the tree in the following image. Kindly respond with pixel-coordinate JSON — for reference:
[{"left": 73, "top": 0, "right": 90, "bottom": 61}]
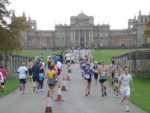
[
  {"left": 0, "top": 0, "right": 11, "bottom": 27},
  {"left": 0, "top": 0, "right": 31, "bottom": 53}
]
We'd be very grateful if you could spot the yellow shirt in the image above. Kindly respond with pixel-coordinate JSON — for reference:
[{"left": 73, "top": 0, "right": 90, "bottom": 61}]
[{"left": 47, "top": 70, "right": 55, "bottom": 79}]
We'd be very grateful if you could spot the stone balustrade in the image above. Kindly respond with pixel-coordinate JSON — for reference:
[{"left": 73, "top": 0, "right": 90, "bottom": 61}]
[
  {"left": 112, "top": 50, "right": 150, "bottom": 76},
  {"left": 0, "top": 52, "right": 32, "bottom": 74}
]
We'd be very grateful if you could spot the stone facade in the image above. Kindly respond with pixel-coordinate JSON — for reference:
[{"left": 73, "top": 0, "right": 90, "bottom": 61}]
[{"left": 21, "top": 11, "right": 150, "bottom": 49}]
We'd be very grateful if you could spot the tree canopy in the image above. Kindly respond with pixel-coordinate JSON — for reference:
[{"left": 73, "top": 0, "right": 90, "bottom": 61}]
[{"left": 0, "top": 0, "right": 31, "bottom": 53}]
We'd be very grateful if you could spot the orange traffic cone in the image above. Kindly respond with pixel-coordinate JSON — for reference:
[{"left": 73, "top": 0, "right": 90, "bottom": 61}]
[
  {"left": 66, "top": 75, "right": 71, "bottom": 81},
  {"left": 55, "top": 83, "right": 64, "bottom": 102},
  {"left": 45, "top": 92, "right": 52, "bottom": 113},
  {"left": 61, "top": 77, "right": 67, "bottom": 91}
]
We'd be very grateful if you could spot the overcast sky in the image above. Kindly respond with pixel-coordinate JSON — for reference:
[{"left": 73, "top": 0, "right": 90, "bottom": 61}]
[{"left": 9, "top": 0, "right": 150, "bottom": 30}]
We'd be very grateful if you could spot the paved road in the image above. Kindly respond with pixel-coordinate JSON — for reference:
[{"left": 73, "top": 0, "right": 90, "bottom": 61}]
[{"left": 0, "top": 63, "right": 147, "bottom": 113}]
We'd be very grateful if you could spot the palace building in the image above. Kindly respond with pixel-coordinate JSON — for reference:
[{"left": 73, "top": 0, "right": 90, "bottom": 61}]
[{"left": 20, "top": 11, "right": 150, "bottom": 49}]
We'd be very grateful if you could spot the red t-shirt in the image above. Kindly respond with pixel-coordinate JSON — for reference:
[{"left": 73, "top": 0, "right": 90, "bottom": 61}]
[{"left": 0, "top": 68, "right": 7, "bottom": 79}]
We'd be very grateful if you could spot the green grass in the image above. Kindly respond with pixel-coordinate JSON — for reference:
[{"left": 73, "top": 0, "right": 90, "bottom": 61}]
[
  {"left": 18, "top": 50, "right": 53, "bottom": 57},
  {"left": 92, "top": 49, "right": 135, "bottom": 64},
  {"left": 131, "top": 76, "right": 150, "bottom": 113},
  {"left": 0, "top": 77, "right": 19, "bottom": 97}
]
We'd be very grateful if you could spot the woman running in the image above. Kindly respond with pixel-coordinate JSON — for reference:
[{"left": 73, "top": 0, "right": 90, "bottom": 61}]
[
  {"left": 38, "top": 63, "right": 45, "bottom": 92},
  {"left": 83, "top": 63, "right": 94, "bottom": 96},
  {"left": 99, "top": 62, "right": 108, "bottom": 97},
  {"left": 47, "top": 65, "right": 57, "bottom": 98}
]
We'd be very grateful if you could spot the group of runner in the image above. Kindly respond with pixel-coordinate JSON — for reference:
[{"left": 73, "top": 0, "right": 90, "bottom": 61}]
[
  {"left": 79, "top": 52, "right": 134, "bottom": 112},
  {"left": 17, "top": 51, "right": 64, "bottom": 95},
  {"left": 14, "top": 48, "right": 134, "bottom": 112}
]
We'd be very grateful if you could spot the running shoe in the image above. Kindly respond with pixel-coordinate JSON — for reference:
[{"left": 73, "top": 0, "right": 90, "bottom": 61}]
[
  {"left": 126, "top": 106, "right": 130, "bottom": 112},
  {"left": 85, "top": 94, "right": 88, "bottom": 96},
  {"left": 116, "top": 94, "right": 119, "bottom": 98}
]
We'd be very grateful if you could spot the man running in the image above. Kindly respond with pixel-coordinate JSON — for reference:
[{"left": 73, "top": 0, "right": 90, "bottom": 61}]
[
  {"left": 32, "top": 60, "right": 40, "bottom": 93},
  {"left": 119, "top": 66, "right": 134, "bottom": 112},
  {"left": 110, "top": 60, "right": 116, "bottom": 84},
  {"left": 113, "top": 63, "right": 122, "bottom": 97},
  {"left": 38, "top": 63, "right": 45, "bottom": 92},
  {"left": 17, "top": 63, "right": 28, "bottom": 94},
  {"left": 92, "top": 61, "right": 99, "bottom": 85},
  {"left": 27, "top": 59, "right": 33, "bottom": 83}
]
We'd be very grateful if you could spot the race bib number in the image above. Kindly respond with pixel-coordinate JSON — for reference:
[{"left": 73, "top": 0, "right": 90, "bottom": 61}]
[{"left": 85, "top": 74, "right": 90, "bottom": 79}]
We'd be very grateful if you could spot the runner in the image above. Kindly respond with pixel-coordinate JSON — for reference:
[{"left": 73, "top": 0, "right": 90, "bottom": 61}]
[
  {"left": 92, "top": 61, "right": 99, "bottom": 85},
  {"left": 27, "top": 59, "right": 33, "bottom": 83},
  {"left": 83, "top": 63, "right": 94, "bottom": 96},
  {"left": 110, "top": 60, "right": 116, "bottom": 84},
  {"left": 57, "top": 59, "right": 63, "bottom": 81},
  {"left": 80, "top": 59, "right": 86, "bottom": 78},
  {"left": 47, "top": 54, "right": 52, "bottom": 69},
  {"left": 65, "top": 51, "right": 72, "bottom": 64},
  {"left": 113, "top": 63, "right": 122, "bottom": 98},
  {"left": 53, "top": 52, "right": 60, "bottom": 64},
  {"left": 47, "top": 65, "right": 57, "bottom": 98},
  {"left": 0, "top": 66, "right": 7, "bottom": 92},
  {"left": 99, "top": 62, "right": 108, "bottom": 97},
  {"left": 84, "top": 54, "right": 89, "bottom": 62},
  {"left": 17, "top": 63, "right": 28, "bottom": 94},
  {"left": 32, "top": 60, "right": 40, "bottom": 93},
  {"left": 0, "top": 71, "right": 4, "bottom": 92},
  {"left": 38, "top": 63, "right": 45, "bottom": 92},
  {"left": 119, "top": 66, "right": 134, "bottom": 112}
]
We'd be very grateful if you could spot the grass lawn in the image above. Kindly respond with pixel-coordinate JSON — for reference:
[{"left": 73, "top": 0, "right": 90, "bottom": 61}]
[
  {"left": 0, "top": 77, "right": 19, "bottom": 97},
  {"left": 131, "top": 76, "right": 150, "bottom": 113},
  {"left": 17, "top": 50, "right": 53, "bottom": 57},
  {"left": 92, "top": 49, "right": 135, "bottom": 64}
]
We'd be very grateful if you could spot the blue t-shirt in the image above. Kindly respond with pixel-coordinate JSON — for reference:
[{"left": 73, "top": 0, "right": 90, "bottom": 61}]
[
  {"left": 53, "top": 55, "right": 60, "bottom": 63},
  {"left": 84, "top": 69, "right": 94, "bottom": 79},
  {"left": 39, "top": 73, "right": 44, "bottom": 80},
  {"left": 32, "top": 63, "right": 40, "bottom": 77}
]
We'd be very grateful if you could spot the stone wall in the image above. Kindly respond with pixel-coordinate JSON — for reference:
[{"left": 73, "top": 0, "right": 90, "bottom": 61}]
[
  {"left": 0, "top": 52, "right": 32, "bottom": 73},
  {"left": 112, "top": 50, "right": 150, "bottom": 76}
]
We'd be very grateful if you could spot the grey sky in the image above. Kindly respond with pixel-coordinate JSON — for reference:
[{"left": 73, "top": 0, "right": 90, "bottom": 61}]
[{"left": 9, "top": 0, "right": 150, "bottom": 30}]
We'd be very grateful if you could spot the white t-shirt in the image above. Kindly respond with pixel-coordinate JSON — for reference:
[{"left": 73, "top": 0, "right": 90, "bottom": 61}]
[
  {"left": 119, "top": 73, "right": 132, "bottom": 88},
  {"left": 47, "top": 55, "right": 51, "bottom": 61},
  {"left": 0, "top": 72, "right": 4, "bottom": 83},
  {"left": 17, "top": 66, "right": 28, "bottom": 79},
  {"left": 57, "top": 61, "right": 62, "bottom": 69},
  {"left": 65, "top": 53, "right": 72, "bottom": 61}
]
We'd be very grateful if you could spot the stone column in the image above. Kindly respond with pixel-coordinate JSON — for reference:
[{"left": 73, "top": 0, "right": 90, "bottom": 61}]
[
  {"left": 84, "top": 30, "right": 86, "bottom": 47},
  {"left": 91, "top": 30, "right": 94, "bottom": 47},
  {"left": 89, "top": 31, "right": 91, "bottom": 47},
  {"left": 78, "top": 30, "right": 80, "bottom": 47},
  {"left": 71, "top": 31, "right": 73, "bottom": 47},
  {"left": 73, "top": 31, "right": 76, "bottom": 46}
]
